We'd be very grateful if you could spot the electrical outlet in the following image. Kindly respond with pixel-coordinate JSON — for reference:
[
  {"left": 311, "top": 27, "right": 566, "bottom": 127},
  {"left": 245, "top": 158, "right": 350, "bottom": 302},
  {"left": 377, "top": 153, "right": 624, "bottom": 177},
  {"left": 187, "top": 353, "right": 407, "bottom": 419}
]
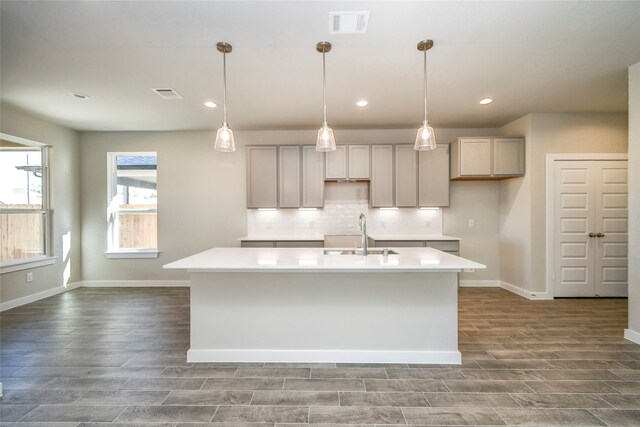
[
  {"left": 468, "top": 219, "right": 475, "bottom": 227},
  {"left": 26, "top": 272, "right": 33, "bottom": 283},
  {"left": 464, "top": 268, "right": 475, "bottom": 273}
]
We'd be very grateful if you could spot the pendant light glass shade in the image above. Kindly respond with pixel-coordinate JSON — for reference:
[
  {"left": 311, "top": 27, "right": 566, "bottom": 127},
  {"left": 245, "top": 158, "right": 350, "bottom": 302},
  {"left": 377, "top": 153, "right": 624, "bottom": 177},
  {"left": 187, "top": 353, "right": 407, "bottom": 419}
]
[
  {"left": 316, "top": 122, "right": 336, "bottom": 152},
  {"left": 415, "top": 39, "right": 437, "bottom": 151},
  {"left": 214, "top": 42, "right": 235, "bottom": 152},
  {"left": 414, "top": 120, "right": 437, "bottom": 151},
  {"left": 315, "top": 42, "right": 336, "bottom": 152}
]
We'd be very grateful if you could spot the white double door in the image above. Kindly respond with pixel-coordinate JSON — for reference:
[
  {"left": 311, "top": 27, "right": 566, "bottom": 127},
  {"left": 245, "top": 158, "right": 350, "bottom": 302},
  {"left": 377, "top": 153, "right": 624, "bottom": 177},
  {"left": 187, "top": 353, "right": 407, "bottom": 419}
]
[{"left": 554, "top": 160, "right": 628, "bottom": 297}]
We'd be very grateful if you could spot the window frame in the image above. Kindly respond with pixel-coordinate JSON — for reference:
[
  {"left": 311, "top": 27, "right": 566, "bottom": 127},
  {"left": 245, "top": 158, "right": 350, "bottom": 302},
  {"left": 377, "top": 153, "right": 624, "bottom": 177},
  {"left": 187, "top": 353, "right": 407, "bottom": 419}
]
[
  {"left": 105, "top": 151, "right": 159, "bottom": 258},
  {"left": 0, "top": 132, "right": 54, "bottom": 273}
]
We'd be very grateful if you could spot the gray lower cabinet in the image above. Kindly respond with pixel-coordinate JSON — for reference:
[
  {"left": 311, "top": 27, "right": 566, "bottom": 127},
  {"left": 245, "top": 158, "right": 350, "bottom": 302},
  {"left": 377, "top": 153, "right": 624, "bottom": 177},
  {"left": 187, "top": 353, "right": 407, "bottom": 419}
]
[
  {"left": 373, "top": 239, "right": 459, "bottom": 255},
  {"left": 241, "top": 240, "right": 323, "bottom": 248},
  {"left": 246, "top": 146, "right": 278, "bottom": 208},
  {"left": 419, "top": 144, "right": 450, "bottom": 207}
]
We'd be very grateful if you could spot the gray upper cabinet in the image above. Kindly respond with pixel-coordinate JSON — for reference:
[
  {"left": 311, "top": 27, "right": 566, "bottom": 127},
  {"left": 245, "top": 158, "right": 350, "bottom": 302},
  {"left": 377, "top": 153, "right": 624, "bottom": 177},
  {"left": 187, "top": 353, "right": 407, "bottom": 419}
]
[
  {"left": 348, "top": 145, "right": 370, "bottom": 179},
  {"left": 302, "top": 146, "right": 324, "bottom": 208},
  {"left": 493, "top": 138, "right": 525, "bottom": 176},
  {"left": 370, "top": 145, "right": 394, "bottom": 208},
  {"left": 419, "top": 144, "right": 450, "bottom": 207},
  {"left": 325, "top": 145, "right": 370, "bottom": 180},
  {"left": 325, "top": 146, "right": 347, "bottom": 179},
  {"left": 278, "top": 146, "right": 301, "bottom": 208},
  {"left": 246, "top": 146, "right": 278, "bottom": 208},
  {"left": 450, "top": 137, "right": 525, "bottom": 180},
  {"left": 395, "top": 145, "right": 417, "bottom": 207}
]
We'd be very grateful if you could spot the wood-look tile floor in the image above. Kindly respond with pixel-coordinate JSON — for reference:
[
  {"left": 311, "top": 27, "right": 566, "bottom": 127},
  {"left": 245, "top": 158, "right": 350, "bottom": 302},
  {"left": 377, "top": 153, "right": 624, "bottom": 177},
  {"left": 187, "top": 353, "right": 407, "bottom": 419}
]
[{"left": 1, "top": 287, "right": 639, "bottom": 426}]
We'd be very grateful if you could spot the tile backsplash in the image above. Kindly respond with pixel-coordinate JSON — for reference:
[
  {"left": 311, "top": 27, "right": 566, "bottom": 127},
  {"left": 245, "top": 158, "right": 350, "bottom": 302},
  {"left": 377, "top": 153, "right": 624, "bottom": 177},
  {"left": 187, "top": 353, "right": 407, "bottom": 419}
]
[{"left": 247, "top": 182, "right": 443, "bottom": 236}]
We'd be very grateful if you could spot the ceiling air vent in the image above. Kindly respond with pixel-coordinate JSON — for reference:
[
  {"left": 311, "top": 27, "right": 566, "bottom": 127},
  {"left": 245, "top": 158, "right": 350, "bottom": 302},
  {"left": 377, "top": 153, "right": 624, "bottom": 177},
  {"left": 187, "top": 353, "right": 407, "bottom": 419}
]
[
  {"left": 329, "top": 11, "right": 369, "bottom": 34},
  {"left": 152, "top": 88, "right": 183, "bottom": 100}
]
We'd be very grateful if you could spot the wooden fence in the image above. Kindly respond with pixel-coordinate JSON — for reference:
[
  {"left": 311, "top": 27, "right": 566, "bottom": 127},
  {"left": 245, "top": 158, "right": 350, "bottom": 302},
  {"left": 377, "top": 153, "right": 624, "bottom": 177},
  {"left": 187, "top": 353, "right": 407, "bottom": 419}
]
[
  {"left": 117, "top": 204, "right": 157, "bottom": 249},
  {"left": 0, "top": 204, "right": 44, "bottom": 261}
]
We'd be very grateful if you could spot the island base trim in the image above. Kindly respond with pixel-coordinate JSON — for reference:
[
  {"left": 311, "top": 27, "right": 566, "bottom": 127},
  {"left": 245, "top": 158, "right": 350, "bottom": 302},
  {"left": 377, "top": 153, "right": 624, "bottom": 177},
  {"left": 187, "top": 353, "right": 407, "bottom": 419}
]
[{"left": 187, "top": 349, "right": 462, "bottom": 364}]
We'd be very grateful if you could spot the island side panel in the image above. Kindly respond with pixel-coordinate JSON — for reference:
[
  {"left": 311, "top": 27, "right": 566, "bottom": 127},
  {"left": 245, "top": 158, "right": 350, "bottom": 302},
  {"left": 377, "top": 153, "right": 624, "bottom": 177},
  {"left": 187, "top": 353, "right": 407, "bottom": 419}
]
[{"left": 188, "top": 271, "right": 460, "bottom": 364}]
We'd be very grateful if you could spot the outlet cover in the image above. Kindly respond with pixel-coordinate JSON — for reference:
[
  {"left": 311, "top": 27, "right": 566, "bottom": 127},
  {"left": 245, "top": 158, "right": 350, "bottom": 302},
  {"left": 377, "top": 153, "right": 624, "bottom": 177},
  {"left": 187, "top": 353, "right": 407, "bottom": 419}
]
[{"left": 26, "top": 272, "right": 33, "bottom": 282}]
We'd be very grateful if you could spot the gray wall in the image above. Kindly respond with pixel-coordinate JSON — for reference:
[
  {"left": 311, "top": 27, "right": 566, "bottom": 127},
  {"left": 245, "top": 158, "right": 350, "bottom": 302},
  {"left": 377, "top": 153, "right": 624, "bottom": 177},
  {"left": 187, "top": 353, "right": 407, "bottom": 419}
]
[
  {"left": 80, "top": 127, "right": 503, "bottom": 282},
  {"left": 629, "top": 62, "right": 640, "bottom": 334},
  {"left": 498, "top": 113, "right": 628, "bottom": 293},
  {"left": 0, "top": 103, "right": 82, "bottom": 303}
]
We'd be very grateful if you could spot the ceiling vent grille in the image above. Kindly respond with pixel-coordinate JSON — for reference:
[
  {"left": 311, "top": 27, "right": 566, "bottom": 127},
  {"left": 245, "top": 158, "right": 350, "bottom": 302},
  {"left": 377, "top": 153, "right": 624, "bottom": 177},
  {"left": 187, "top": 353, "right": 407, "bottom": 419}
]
[
  {"left": 152, "top": 88, "right": 183, "bottom": 100},
  {"left": 329, "top": 11, "right": 369, "bottom": 34}
]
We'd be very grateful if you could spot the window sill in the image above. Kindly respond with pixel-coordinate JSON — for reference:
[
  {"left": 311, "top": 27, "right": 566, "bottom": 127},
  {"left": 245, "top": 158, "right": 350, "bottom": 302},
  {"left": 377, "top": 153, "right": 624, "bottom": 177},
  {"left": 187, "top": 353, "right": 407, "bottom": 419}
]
[
  {"left": 0, "top": 256, "right": 58, "bottom": 274},
  {"left": 105, "top": 250, "right": 159, "bottom": 259}
]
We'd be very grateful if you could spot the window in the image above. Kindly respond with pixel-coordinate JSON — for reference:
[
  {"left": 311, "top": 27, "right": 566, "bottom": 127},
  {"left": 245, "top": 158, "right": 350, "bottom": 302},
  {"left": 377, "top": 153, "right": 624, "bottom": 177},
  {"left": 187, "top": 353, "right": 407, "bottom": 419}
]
[
  {"left": 106, "top": 152, "right": 158, "bottom": 257},
  {"left": 0, "top": 133, "right": 51, "bottom": 267}
]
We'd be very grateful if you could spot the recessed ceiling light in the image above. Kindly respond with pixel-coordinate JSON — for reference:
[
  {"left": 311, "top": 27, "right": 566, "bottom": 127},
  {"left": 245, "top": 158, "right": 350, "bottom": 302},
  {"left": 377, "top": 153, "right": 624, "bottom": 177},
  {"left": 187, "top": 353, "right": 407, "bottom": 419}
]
[
  {"left": 356, "top": 100, "right": 368, "bottom": 107},
  {"left": 479, "top": 98, "right": 494, "bottom": 105},
  {"left": 204, "top": 101, "right": 217, "bottom": 108},
  {"left": 71, "top": 92, "right": 89, "bottom": 99}
]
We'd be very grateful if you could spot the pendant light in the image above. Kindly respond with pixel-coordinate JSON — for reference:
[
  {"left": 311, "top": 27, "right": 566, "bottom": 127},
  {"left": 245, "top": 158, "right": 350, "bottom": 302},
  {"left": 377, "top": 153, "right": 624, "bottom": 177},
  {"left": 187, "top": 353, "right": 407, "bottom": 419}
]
[
  {"left": 315, "top": 41, "right": 336, "bottom": 152},
  {"left": 415, "top": 39, "right": 437, "bottom": 151},
  {"left": 214, "top": 42, "right": 235, "bottom": 152}
]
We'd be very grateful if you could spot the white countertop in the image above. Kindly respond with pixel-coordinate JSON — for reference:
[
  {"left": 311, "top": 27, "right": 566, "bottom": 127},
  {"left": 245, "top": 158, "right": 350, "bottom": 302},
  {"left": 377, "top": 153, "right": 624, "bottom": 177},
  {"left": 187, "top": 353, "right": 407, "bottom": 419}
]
[
  {"left": 164, "top": 247, "right": 484, "bottom": 273},
  {"left": 240, "top": 234, "right": 459, "bottom": 241},
  {"left": 240, "top": 235, "right": 325, "bottom": 241},
  {"left": 368, "top": 234, "right": 460, "bottom": 241}
]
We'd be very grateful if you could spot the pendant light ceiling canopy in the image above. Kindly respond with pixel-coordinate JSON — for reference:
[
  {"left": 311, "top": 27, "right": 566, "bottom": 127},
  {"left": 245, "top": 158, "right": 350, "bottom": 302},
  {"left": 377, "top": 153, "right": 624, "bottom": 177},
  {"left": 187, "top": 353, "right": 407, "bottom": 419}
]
[
  {"left": 315, "top": 41, "right": 336, "bottom": 152},
  {"left": 214, "top": 41, "right": 235, "bottom": 152},
  {"left": 415, "top": 39, "right": 437, "bottom": 151}
]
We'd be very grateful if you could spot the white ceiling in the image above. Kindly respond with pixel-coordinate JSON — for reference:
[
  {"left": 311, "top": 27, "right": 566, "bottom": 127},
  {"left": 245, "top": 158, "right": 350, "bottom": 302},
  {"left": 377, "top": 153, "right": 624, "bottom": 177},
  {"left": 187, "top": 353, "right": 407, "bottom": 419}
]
[{"left": 1, "top": 1, "right": 639, "bottom": 132}]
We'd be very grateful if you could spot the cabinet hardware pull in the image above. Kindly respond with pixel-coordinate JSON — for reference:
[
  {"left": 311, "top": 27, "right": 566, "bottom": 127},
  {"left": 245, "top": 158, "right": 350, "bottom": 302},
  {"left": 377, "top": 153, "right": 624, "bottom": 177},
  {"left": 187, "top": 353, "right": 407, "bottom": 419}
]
[
  {"left": 588, "top": 232, "right": 596, "bottom": 237},
  {"left": 596, "top": 233, "right": 605, "bottom": 238}
]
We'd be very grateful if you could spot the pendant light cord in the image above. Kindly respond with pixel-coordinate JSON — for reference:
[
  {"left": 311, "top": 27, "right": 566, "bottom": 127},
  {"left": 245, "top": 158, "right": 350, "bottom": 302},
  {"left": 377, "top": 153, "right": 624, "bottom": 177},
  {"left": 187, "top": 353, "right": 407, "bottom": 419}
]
[
  {"left": 223, "top": 51, "right": 228, "bottom": 126},
  {"left": 322, "top": 51, "right": 327, "bottom": 125},
  {"left": 423, "top": 49, "right": 428, "bottom": 124}
]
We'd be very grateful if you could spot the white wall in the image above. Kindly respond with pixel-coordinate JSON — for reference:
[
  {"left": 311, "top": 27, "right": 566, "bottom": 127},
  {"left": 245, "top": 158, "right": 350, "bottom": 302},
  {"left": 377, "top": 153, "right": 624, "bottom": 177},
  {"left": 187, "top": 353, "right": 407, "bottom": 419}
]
[
  {"left": 498, "top": 113, "right": 628, "bottom": 293},
  {"left": 80, "top": 127, "right": 503, "bottom": 281},
  {"left": 628, "top": 62, "right": 640, "bottom": 335},
  {"left": 0, "top": 103, "right": 82, "bottom": 304}
]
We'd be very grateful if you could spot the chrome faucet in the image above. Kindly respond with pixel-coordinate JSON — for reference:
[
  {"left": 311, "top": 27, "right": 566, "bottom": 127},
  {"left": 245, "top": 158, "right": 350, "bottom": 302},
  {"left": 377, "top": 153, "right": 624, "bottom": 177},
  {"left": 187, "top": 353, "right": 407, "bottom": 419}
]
[{"left": 358, "top": 213, "right": 368, "bottom": 256}]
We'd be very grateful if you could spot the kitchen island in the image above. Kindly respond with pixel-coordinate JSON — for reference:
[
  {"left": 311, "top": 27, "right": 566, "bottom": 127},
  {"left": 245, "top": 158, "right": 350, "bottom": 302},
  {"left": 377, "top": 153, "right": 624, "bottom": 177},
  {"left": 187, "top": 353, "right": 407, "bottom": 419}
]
[{"left": 164, "top": 247, "right": 484, "bottom": 364}]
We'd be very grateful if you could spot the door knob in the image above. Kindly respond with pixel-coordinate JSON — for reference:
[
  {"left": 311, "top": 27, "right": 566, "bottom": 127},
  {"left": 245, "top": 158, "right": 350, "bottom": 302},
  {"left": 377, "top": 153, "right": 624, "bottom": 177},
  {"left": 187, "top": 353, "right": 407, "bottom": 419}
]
[
  {"left": 596, "top": 233, "right": 605, "bottom": 238},
  {"left": 588, "top": 233, "right": 596, "bottom": 237}
]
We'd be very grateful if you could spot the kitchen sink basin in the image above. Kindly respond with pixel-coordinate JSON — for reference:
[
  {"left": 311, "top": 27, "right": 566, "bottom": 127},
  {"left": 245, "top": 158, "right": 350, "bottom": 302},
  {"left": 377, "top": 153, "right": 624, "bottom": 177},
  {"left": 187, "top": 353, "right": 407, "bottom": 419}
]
[{"left": 323, "top": 249, "right": 399, "bottom": 256}]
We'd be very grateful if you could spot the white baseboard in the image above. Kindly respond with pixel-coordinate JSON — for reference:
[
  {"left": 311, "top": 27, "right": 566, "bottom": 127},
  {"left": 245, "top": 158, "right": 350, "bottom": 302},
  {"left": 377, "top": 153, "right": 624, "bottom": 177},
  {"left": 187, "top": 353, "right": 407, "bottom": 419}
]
[
  {"left": 459, "top": 280, "right": 500, "bottom": 287},
  {"left": 624, "top": 329, "right": 640, "bottom": 345},
  {"left": 500, "top": 281, "right": 552, "bottom": 300},
  {"left": 0, "top": 281, "right": 82, "bottom": 312},
  {"left": 81, "top": 280, "right": 190, "bottom": 287},
  {"left": 188, "top": 349, "right": 462, "bottom": 364}
]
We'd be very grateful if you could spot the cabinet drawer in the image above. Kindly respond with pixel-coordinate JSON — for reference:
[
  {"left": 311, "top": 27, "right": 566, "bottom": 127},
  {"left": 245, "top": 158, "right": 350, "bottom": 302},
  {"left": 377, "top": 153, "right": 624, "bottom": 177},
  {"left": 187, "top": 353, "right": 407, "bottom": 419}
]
[
  {"left": 241, "top": 241, "right": 275, "bottom": 248},
  {"left": 375, "top": 241, "right": 425, "bottom": 248},
  {"left": 426, "top": 241, "right": 459, "bottom": 251},
  {"left": 275, "top": 241, "right": 323, "bottom": 248}
]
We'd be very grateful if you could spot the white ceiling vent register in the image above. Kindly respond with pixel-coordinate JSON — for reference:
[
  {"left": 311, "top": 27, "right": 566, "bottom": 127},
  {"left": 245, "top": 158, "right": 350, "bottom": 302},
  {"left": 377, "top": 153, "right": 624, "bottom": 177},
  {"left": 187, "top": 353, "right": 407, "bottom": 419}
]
[
  {"left": 329, "top": 11, "right": 369, "bottom": 34},
  {"left": 152, "top": 88, "right": 183, "bottom": 100}
]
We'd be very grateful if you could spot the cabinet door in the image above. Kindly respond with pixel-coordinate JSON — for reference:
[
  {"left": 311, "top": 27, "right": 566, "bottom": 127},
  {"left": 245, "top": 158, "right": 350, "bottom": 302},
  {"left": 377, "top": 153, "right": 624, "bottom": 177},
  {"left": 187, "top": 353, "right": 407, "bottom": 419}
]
[
  {"left": 241, "top": 241, "right": 275, "bottom": 248},
  {"left": 302, "top": 146, "right": 324, "bottom": 208},
  {"left": 276, "top": 241, "right": 324, "bottom": 248},
  {"left": 325, "top": 145, "right": 347, "bottom": 179},
  {"left": 493, "top": 138, "right": 525, "bottom": 176},
  {"left": 419, "top": 144, "right": 450, "bottom": 207},
  {"left": 370, "top": 145, "right": 394, "bottom": 207},
  {"left": 348, "top": 145, "right": 370, "bottom": 179},
  {"left": 395, "top": 145, "right": 417, "bottom": 207},
  {"left": 426, "top": 241, "right": 459, "bottom": 252},
  {"left": 247, "top": 146, "right": 278, "bottom": 208},
  {"left": 374, "top": 241, "right": 425, "bottom": 247},
  {"left": 278, "top": 146, "right": 301, "bottom": 208},
  {"left": 460, "top": 138, "right": 492, "bottom": 176}
]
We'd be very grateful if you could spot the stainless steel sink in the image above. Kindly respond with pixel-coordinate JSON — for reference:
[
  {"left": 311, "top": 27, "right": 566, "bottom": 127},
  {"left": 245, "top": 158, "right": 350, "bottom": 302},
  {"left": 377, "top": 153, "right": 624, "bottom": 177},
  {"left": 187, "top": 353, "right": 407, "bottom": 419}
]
[{"left": 323, "top": 249, "right": 399, "bottom": 256}]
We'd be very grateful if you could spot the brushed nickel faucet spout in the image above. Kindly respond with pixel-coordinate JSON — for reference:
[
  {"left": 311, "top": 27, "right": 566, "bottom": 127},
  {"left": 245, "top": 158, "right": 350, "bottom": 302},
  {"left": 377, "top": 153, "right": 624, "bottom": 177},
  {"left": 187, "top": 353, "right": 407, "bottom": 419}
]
[{"left": 358, "top": 213, "right": 368, "bottom": 256}]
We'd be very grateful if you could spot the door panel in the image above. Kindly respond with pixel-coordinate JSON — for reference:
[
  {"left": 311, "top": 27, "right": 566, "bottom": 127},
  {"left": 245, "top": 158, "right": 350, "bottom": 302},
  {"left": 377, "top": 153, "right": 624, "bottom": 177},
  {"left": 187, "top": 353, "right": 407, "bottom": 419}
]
[{"left": 553, "top": 159, "right": 628, "bottom": 297}]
